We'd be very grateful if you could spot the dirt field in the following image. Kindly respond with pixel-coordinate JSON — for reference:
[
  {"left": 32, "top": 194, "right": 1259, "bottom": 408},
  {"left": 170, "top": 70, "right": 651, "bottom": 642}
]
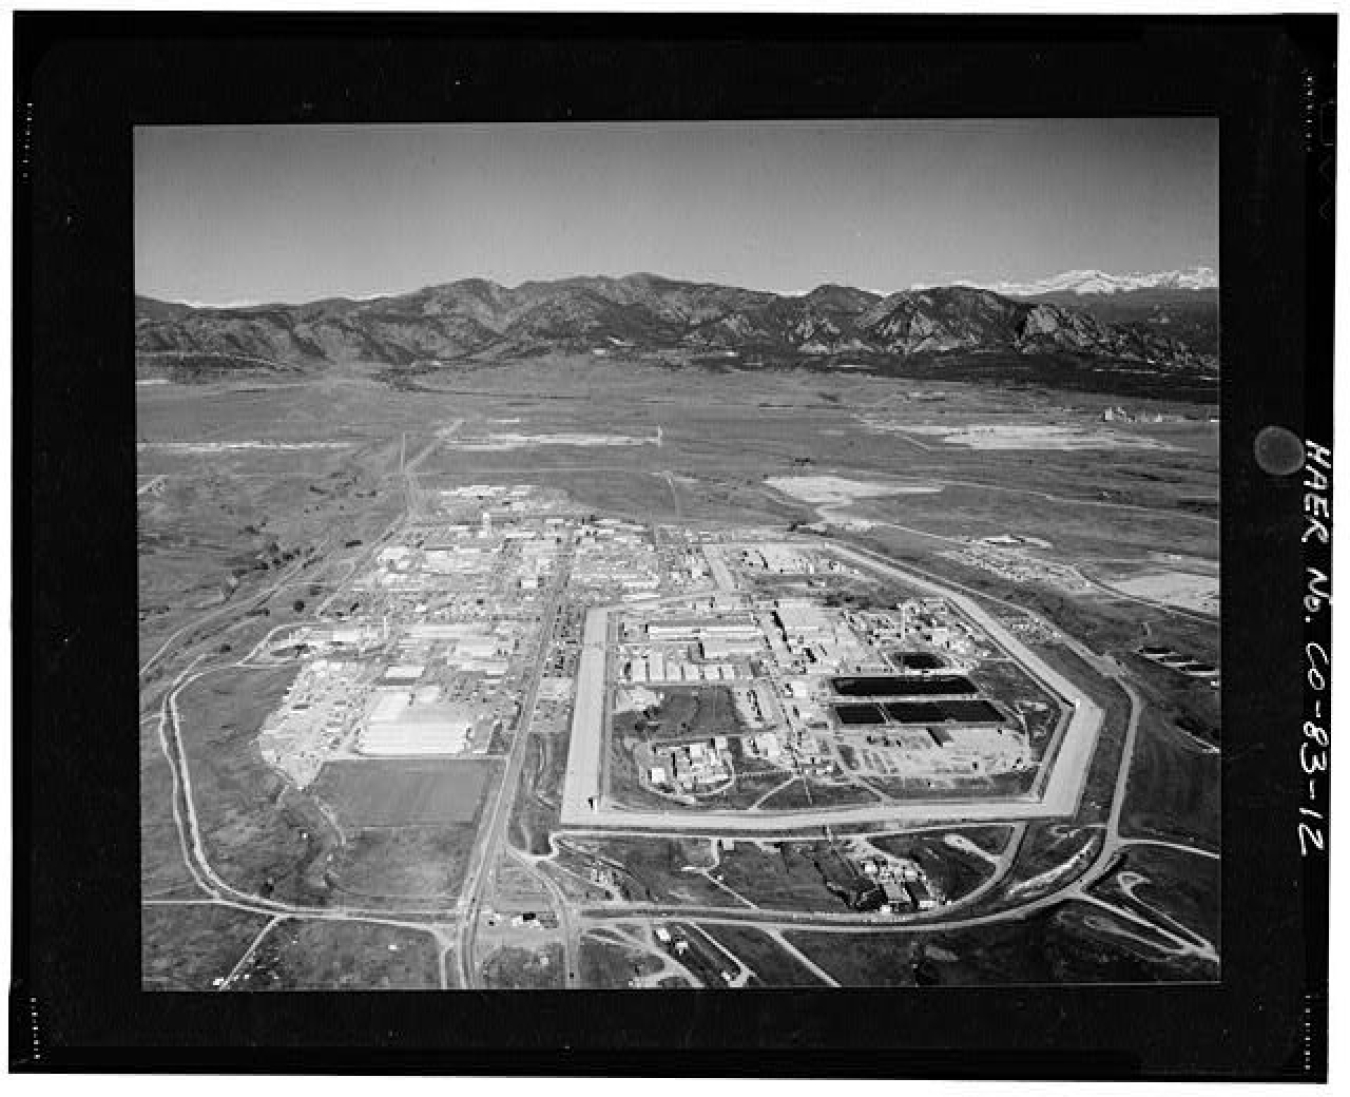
[
  {"left": 1105, "top": 570, "right": 1219, "bottom": 615},
  {"left": 481, "top": 943, "right": 565, "bottom": 989},
  {"left": 323, "top": 823, "right": 480, "bottom": 904},
  {"left": 233, "top": 918, "right": 442, "bottom": 990},
  {"left": 579, "top": 932, "right": 672, "bottom": 989},
  {"left": 695, "top": 924, "right": 830, "bottom": 987},
  {"left": 313, "top": 758, "right": 493, "bottom": 827},
  {"left": 887, "top": 422, "right": 1181, "bottom": 451},
  {"left": 765, "top": 474, "right": 941, "bottom": 505}
]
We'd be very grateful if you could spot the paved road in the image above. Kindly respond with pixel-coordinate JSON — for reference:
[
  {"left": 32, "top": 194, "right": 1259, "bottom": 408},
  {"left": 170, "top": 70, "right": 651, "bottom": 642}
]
[
  {"left": 454, "top": 539, "right": 574, "bottom": 988},
  {"left": 508, "top": 848, "right": 581, "bottom": 989},
  {"left": 558, "top": 606, "right": 610, "bottom": 824}
]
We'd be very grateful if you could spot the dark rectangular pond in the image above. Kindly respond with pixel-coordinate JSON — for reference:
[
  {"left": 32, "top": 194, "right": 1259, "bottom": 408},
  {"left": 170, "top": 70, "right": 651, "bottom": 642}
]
[
  {"left": 883, "top": 701, "right": 946, "bottom": 724},
  {"left": 831, "top": 674, "right": 978, "bottom": 698},
  {"left": 939, "top": 698, "right": 1004, "bottom": 723},
  {"left": 888, "top": 651, "right": 947, "bottom": 671},
  {"left": 832, "top": 703, "right": 888, "bottom": 726},
  {"left": 882, "top": 699, "right": 1004, "bottom": 724}
]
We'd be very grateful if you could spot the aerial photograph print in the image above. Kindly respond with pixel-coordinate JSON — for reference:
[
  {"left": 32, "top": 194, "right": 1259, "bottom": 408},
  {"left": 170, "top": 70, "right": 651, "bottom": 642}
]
[{"left": 136, "top": 120, "right": 1221, "bottom": 992}]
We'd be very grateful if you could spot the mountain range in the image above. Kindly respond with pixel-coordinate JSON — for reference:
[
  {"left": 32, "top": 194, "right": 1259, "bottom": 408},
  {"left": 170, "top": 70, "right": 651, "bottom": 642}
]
[
  {"left": 135, "top": 270, "right": 1218, "bottom": 384},
  {"left": 918, "top": 266, "right": 1217, "bottom": 298}
]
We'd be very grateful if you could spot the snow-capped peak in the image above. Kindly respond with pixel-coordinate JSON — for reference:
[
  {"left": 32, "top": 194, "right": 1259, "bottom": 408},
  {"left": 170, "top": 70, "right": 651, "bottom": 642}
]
[{"left": 912, "top": 266, "right": 1218, "bottom": 297}]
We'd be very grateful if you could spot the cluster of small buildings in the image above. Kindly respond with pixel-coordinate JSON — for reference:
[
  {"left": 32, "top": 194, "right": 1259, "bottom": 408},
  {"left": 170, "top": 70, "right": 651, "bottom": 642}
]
[
  {"left": 843, "top": 717, "right": 1030, "bottom": 779},
  {"left": 258, "top": 499, "right": 576, "bottom": 779},
  {"left": 355, "top": 513, "right": 568, "bottom": 621},
  {"left": 571, "top": 520, "right": 662, "bottom": 598},
  {"left": 846, "top": 609, "right": 911, "bottom": 648},
  {"left": 999, "top": 614, "right": 1062, "bottom": 644},
  {"left": 648, "top": 736, "right": 733, "bottom": 793},
  {"left": 941, "top": 542, "right": 1092, "bottom": 595},
  {"left": 1138, "top": 645, "right": 1220, "bottom": 687},
  {"left": 672, "top": 548, "right": 712, "bottom": 586},
  {"left": 587, "top": 863, "right": 618, "bottom": 890},
  {"left": 622, "top": 653, "right": 748, "bottom": 684},
  {"left": 895, "top": 598, "right": 972, "bottom": 652},
  {"left": 853, "top": 857, "right": 941, "bottom": 914},
  {"left": 924, "top": 725, "right": 1028, "bottom": 772},
  {"left": 738, "top": 545, "right": 817, "bottom": 574},
  {"left": 769, "top": 599, "right": 887, "bottom": 674},
  {"left": 1102, "top": 405, "right": 1171, "bottom": 423},
  {"left": 790, "top": 731, "right": 835, "bottom": 776},
  {"left": 742, "top": 729, "right": 784, "bottom": 761},
  {"left": 618, "top": 602, "right": 765, "bottom": 683},
  {"left": 435, "top": 484, "right": 574, "bottom": 520},
  {"left": 259, "top": 658, "right": 372, "bottom": 787}
]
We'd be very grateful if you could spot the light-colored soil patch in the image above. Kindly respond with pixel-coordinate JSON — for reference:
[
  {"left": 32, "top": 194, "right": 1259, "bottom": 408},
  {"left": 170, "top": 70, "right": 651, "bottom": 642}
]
[
  {"left": 1147, "top": 552, "right": 1219, "bottom": 576},
  {"left": 445, "top": 431, "right": 652, "bottom": 450},
  {"left": 867, "top": 422, "right": 1178, "bottom": 452},
  {"left": 1106, "top": 571, "right": 1219, "bottom": 615},
  {"left": 136, "top": 440, "right": 351, "bottom": 452},
  {"left": 766, "top": 475, "right": 941, "bottom": 505}
]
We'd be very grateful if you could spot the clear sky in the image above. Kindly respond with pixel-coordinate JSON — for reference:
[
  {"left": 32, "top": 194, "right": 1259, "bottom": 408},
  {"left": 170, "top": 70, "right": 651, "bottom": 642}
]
[{"left": 135, "top": 120, "right": 1217, "bottom": 304}]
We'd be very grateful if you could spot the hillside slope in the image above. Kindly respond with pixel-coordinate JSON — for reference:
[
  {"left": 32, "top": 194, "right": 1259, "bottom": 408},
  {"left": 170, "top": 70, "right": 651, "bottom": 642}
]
[{"left": 135, "top": 273, "right": 1218, "bottom": 382}]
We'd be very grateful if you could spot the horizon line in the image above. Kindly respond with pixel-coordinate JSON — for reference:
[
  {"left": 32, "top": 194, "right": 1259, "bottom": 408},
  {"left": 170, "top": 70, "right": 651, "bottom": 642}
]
[{"left": 145, "top": 263, "right": 1219, "bottom": 310}]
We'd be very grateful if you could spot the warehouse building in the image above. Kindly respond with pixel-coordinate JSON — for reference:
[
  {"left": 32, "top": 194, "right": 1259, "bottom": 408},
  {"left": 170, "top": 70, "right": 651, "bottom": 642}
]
[
  {"left": 647, "top": 614, "right": 760, "bottom": 642},
  {"left": 358, "top": 690, "right": 475, "bottom": 755}
]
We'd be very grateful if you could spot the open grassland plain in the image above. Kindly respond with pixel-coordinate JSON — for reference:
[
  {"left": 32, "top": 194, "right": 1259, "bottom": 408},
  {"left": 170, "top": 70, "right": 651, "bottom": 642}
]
[
  {"left": 713, "top": 839, "right": 863, "bottom": 912},
  {"left": 579, "top": 930, "right": 673, "bottom": 989},
  {"left": 141, "top": 718, "right": 205, "bottom": 899},
  {"left": 142, "top": 904, "right": 274, "bottom": 990},
  {"left": 169, "top": 660, "right": 491, "bottom": 911},
  {"left": 695, "top": 924, "right": 832, "bottom": 986},
  {"left": 864, "top": 832, "right": 1001, "bottom": 902},
  {"left": 141, "top": 362, "right": 1218, "bottom": 988},
  {"left": 1120, "top": 706, "right": 1220, "bottom": 849},
  {"left": 481, "top": 943, "right": 565, "bottom": 989},
  {"left": 607, "top": 724, "right": 830, "bottom": 815},
  {"left": 508, "top": 728, "right": 570, "bottom": 856},
  {"left": 551, "top": 834, "right": 738, "bottom": 908},
  {"left": 228, "top": 919, "right": 442, "bottom": 990},
  {"left": 847, "top": 525, "right": 1202, "bottom": 659},
  {"left": 786, "top": 896, "right": 1216, "bottom": 987},
  {"left": 848, "top": 482, "right": 1216, "bottom": 567},
  {"left": 321, "top": 824, "right": 481, "bottom": 907},
  {"left": 173, "top": 663, "right": 338, "bottom": 905},
  {"left": 1088, "top": 843, "right": 1219, "bottom": 954}
]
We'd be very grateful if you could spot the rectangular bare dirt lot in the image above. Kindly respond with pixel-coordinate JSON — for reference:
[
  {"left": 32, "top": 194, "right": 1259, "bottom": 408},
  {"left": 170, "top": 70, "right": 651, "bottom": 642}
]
[{"left": 314, "top": 759, "right": 492, "bottom": 826}]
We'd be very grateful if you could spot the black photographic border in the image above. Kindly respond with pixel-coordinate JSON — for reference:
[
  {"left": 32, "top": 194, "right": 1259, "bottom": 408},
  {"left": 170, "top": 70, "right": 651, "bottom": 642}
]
[{"left": 11, "top": 13, "right": 1334, "bottom": 1080}]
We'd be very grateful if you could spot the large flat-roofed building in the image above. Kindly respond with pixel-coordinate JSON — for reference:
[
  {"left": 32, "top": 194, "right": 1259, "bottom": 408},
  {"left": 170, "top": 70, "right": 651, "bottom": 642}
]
[
  {"left": 646, "top": 614, "right": 760, "bottom": 642},
  {"left": 359, "top": 690, "right": 475, "bottom": 755},
  {"left": 700, "top": 635, "right": 761, "bottom": 659},
  {"left": 756, "top": 545, "right": 813, "bottom": 573},
  {"left": 774, "top": 600, "right": 835, "bottom": 643}
]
